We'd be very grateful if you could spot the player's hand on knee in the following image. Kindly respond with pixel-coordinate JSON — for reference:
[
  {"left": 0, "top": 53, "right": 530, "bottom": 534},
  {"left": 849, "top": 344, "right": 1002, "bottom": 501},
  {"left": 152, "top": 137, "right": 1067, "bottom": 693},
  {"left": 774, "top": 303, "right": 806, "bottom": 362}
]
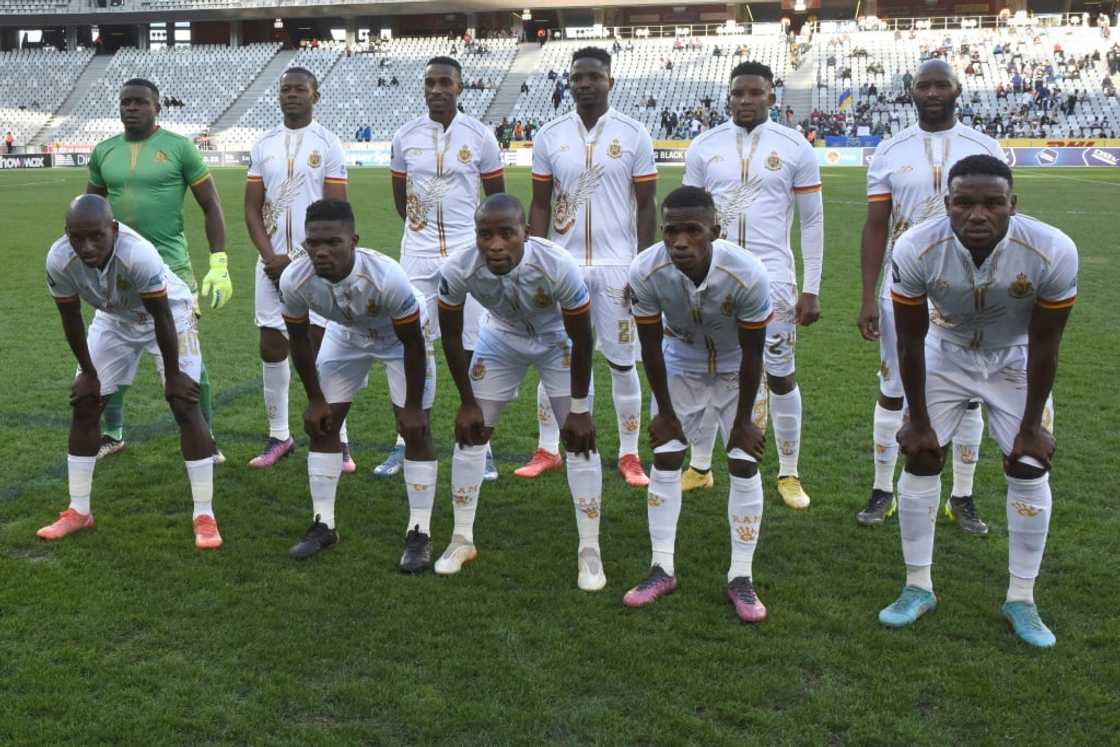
[
  {"left": 795, "top": 292, "right": 821, "bottom": 326},
  {"left": 1007, "top": 426, "right": 1055, "bottom": 473},
  {"left": 164, "top": 371, "right": 200, "bottom": 405},
  {"left": 70, "top": 371, "right": 101, "bottom": 407},
  {"left": 454, "top": 401, "right": 486, "bottom": 447},
  {"left": 729, "top": 417, "right": 766, "bottom": 462},
  {"left": 857, "top": 298, "right": 880, "bottom": 340},
  {"left": 303, "top": 398, "right": 334, "bottom": 440},
  {"left": 897, "top": 421, "right": 943, "bottom": 473},
  {"left": 561, "top": 412, "right": 597, "bottom": 456},
  {"left": 649, "top": 413, "right": 686, "bottom": 451},
  {"left": 263, "top": 254, "right": 291, "bottom": 284},
  {"left": 396, "top": 406, "right": 429, "bottom": 445}
]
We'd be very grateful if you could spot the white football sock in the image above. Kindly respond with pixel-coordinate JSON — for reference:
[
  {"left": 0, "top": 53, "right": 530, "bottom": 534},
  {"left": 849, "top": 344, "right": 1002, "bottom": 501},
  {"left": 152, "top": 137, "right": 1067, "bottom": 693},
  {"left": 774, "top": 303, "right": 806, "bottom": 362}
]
[
  {"left": 338, "top": 418, "right": 350, "bottom": 446},
  {"left": 752, "top": 379, "right": 770, "bottom": 432},
  {"left": 535, "top": 381, "right": 561, "bottom": 453},
  {"left": 648, "top": 467, "right": 682, "bottom": 575},
  {"left": 67, "top": 454, "right": 96, "bottom": 515},
  {"left": 770, "top": 386, "right": 802, "bottom": 477},
  {"left": 689, "top": 420, "right": 718, "bottom": 472},
  {"left": 451, "top": 443, "right": 487, "bottom": 543},
  {"left": 185, "top": 457, "right": 214, "bottom": 519},
  {"left": 898, "top": 470, "right": 941, "bottom": 592},
  {"left": 873, "top": 403, "right": 904, "bottom": 493},
  {"left": 403, "top": 459, "right": 437, "bottom": 535},
  {"left": 262, "top": 360, "right": 291, "bottom": 441},
  {"left": 566, "top": 452, "right": 603, "bottom": 550},
  {"left": 609, "top": 366, "right": 642, "bottom": 457},
  {"left": 395, "top": 434, "right": 405, "bottom": 448},
  {"left": 308, "top": 451, "right": 342, "bottom": 528},
  {"left": 951, "top": 405, "right": 983, "bottom": 497},
  {"left": 727, "top": 473, "right": 764, "bottom": 582},
  {"left": 1006, "top": 474, "right": 1052, "bottom": 603}
]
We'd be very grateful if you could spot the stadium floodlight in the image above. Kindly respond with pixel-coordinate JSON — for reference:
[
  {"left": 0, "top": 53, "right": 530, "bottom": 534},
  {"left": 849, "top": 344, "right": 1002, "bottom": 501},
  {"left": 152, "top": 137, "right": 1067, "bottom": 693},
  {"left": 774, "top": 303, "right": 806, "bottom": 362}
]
[
  {"left": 273, "top": 18, "right": 283, "bottom": 29},
  {"left": 521, "top": 9, "right": 531, "bottom": 21}
]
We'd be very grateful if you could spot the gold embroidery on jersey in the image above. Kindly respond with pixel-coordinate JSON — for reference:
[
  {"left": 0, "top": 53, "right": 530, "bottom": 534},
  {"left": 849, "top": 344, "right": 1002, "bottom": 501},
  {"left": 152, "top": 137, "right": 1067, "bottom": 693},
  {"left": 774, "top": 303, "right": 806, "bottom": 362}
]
[
  {"left": 307, "top": 150, "right": 321, "bottom": 168},
  {"left": 1008, "top": 272, "right": 1034, "bottom": 299},
  {"left": 552, "top": 164, "right": 603, "bottom": 235},
  {"left": 405, "top": 173, "right": 453, "bottom": 233},
  {"left": 717, "top": 129, "right": 764, "bottom": 245},
  {"left": 617, "top": 319, "right": 632, "bottom": 344},
  {"left": 721, "top": 294, "right": 735, "bottom": 317}
]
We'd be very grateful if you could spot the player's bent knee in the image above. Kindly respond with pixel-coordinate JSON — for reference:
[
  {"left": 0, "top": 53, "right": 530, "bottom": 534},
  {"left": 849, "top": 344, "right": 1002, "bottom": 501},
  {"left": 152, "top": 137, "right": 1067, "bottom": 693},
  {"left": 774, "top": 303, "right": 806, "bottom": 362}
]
[
  {"left": 728, "top": 458, "right": 759, "bottom": 478},
  {"left": 71, "top": 394, "right": 103, "bottom": 422},
  {"left": 879, "top": 394, "right": 904, "bottom": 410},
  {"left": 768, "top": 373, "right": 796, "bottom": 395},
  {"left": 259, "top": 328, "right": 288, "bottom": 362},
  {"left": 1004, "top": 459, "right": 1048, "bottom": 480},
  {"left": 606, "top": 360, "right": 633, "bottom": 372},
  {"left": 653, "top": 450, "right": 686, "bottom": 471},
  {"left": 167, "top": 394, "right": 200, "bottom": 425},
  {"left": 966, "top": 400, "right": 981, "bottom": 410},
  {"left": 905, "top": 450, "right": 945, "bottom": 476}
]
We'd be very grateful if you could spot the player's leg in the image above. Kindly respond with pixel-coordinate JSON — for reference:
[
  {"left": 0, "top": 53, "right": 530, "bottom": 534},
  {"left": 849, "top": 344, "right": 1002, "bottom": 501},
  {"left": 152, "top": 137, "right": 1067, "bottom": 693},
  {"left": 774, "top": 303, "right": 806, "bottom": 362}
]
[
  {"left": 310, "top": 319, "right": 355, "bottom": 473},
  {"left": 596, "top": 266, "right": 647, "bottom": 487},
  {"left": 180, "top": 266, "right": 223, "bottom": 464},
  {"left": 290, "top": 399, "right": 350, "bottom": 560},
  {"left": 683, "top": 414, "right": 718, "bottom": 493},
  {"left": 858, "top": 297, "right": 904, "bottom": 525},
  {"left": 514, "top": 380, "right": 564, "bottom": 478},
  {"left": 98, "top": 386, "right": 128, "bottom": 457},
  {"left": 251, "top": 263, "right": 295, "bottom": 467},
  {"left": 766, "top": 283, "right": 808, "bottom": 508},
  {"left": 945, "top": 400, "right": 989, "bottom": 535},
  {"left": 463, "top": 294, "right": 498, "bottom": 482}
]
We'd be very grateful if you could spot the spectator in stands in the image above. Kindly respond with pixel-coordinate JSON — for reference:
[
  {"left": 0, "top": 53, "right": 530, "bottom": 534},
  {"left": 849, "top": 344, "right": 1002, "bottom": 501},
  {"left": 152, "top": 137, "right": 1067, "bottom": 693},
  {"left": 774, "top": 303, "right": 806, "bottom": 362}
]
[
  {"left": 513, "top": 121, "right": 524, "bottom": 140},
  {"left": 551, "top": 86, "right": 563, "bottom": 111},
  {"left": 391, "top": 76, "right": 400, "bottom": 86},
  {"left": 4, "top": 130, "right": 13, "bottom": 154},
  {"left": 547, "top": 69, "right": 557, "bottom": 81},
  {"left": 712, "top": 46, "right": 722, "bottom": 57},
  {"left": 646, "top": 96, "right": 657, "bottom": 109},
  {"left": 1104, "top": 75, "right": 1117, "bottom": 97},
  {"left": 612, "top": 39, "right": 622, "bottom": 54},
  {"left": 1108, "top": 45, "right": 1120, "bottom": 75},
  {"left": 1011, "top": 71, "right": 1023, "bottom": 93},
  {"left": 520, "top": 81, "right": 530, "bottom": 94},
  {"left": 665, "top": 59, "right": 673, "bottom": 71},
  {"left": 362, "top": 125, "right": 372, "bottom": 142},
  {"left": 537, "top": 28, "right": 546, "bottom": 47},
  {"left": 377, "top": 77, "right": 386, "bottom": 87},
  {"left": 355, "top": 125, "right": 363, "bottom": 141},
  {"left": 702, "top": 95, "right": 713, "bottom": 109},
  {"left": 903, "top": 70, "right": 913, "bottom": 91}
]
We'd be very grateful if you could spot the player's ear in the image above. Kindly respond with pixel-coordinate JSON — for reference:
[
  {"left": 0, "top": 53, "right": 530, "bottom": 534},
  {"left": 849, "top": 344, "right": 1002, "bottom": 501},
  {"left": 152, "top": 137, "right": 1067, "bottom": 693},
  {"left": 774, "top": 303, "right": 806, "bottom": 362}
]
[
  {"left": 768, "top": 91, "right": 776, "bottom": 106},
  {"left": 1009, "top": 192, "right": 1018, "bottom": 215},
  {"left": 352, "top": 233, "right": 360, "bottom": 246},
  {"left": 608, "top": 74, "right": 615, "bottom": 91}
]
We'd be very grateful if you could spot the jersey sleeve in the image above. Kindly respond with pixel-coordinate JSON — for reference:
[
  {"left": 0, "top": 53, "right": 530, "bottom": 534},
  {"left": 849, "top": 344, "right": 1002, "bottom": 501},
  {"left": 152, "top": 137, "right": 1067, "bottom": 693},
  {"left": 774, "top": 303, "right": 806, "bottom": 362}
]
[
  {"left": 530, "top": 130, "right": 552, "bottom": 182},
  {"left": 389, "top": 130, "right": 406, "bottom": 177},
  {"left": 631, "top": 128, "right": 658, "bottom": 183},
  {"left": 866, "top": 145, "right": 892, "bottom": 202},
  {"left": 888, "top": 235, "right": 927, "bottom": 305},
  {"left": 278, "top": 266, "right": 310, "bottom": 323},
  {"left": 736, "top": 269, "right": 773, "bottom": 330},
  {"left": 1037, "top": 235, "right": 1079, "bottom": 309},
  {"left": 45, "top": 249, "right": 80, "bottom": 303},
  {"left": 682, "top": 141, "right": 704, "bottom": 188},
  {"left": 555, "top": 254, "right": 591, "bottom": 316},
  {"left": 792, "top": 141, "right": 822, "bottom": 194},
  {"left": 437, "top": 258, "right": 468, "bottom": 311},
  {"left": 324, "top": 136, "right": 348, "bottom": 185},
  {"left": 87, "top": 142, "right": 106, "bottom": 189},
  {"left": 246, "top": 141, "right": 264, "bottom": 182},
  {"left": 131, "top": 244, "right": 170, "bottom": 301},
  {"left": 479, "top": 129, "right": 504, "bottom": 180},
  {"left": 385, "top": 263, "right": 421, "bottom": 326},
  {"left": 179, "top": 138, "right": 210, "bottom": 187},
  {"left": 628, "top": 258, "right": 662, "bottom": 324}
]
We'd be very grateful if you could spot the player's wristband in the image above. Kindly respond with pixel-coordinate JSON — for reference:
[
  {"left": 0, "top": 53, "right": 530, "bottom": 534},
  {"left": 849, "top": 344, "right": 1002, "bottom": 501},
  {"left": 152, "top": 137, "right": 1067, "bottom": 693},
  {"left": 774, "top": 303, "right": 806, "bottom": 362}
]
[{"left": 570, "top": 397, "right": 590, "bottom": 414}]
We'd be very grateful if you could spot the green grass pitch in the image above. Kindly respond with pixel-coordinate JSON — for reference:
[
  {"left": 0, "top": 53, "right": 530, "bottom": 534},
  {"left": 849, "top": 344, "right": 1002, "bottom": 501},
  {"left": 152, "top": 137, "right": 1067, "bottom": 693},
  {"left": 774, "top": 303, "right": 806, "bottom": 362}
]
[{"left": 0, "top": 165, "right": 1117, "bottom": 744}]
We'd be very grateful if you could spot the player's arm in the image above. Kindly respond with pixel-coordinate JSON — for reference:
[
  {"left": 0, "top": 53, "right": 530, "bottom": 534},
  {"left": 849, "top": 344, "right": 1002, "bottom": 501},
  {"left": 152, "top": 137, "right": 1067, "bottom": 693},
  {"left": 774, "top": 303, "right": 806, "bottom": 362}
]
[
  {"left": 85, "top": 145, "right": 108, "bottom": 197},
  {"left": 244, "top": 178, "right": 274, "bottom": 260},
  {"left": 323, "top": 179, "right": 347, "bottom": 202},
  {"left": 85, "top": 183, "right": 107, "bottom": 197},
  {"left": 634, "top": 177, "right": 658, "bottom": 251},
  {"left": 858, "top": 198, "right": 892, "bottom": 340},
  {"left": 481, "top": 170, "right": 506, "bottom": 195},
  {"left": 729, "top": 322, "right": 768, "bottom": 461},
  {"left": 54, "top": 297, "right": 103, "bottom": 407},
  {"left": 480, "top": 132, "right": 506, "bottom": 195},
  {"left": 892, "top": 287, "right": 942, "bottom": 470},
  {"left": 141, "top": 291, "right": 199, "bottom": 405},
  {"left": 561, "top": 298, "right": 596, "bottom": 456},
  {"left": 391, "top": 300, "right": 430, "bottom": 444},
  {"left": 529, "top": 175, "right": 553, "bottom": 238},
  {"left": 391, "top": 172, "right": 408, "bottom": 220},
  {"left": 438, "top": 296, "right": 486, "bottom": 446},
  {"left": 793, "top": 186, "right": 824, "bottom": 325},
  {"left": 286, "top": 314, "right": 334, "bottom": 439}
]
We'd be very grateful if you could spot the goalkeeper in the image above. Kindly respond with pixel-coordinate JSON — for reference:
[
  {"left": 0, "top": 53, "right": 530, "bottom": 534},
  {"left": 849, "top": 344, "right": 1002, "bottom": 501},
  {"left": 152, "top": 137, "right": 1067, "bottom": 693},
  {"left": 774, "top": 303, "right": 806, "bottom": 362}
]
[{"left": 86, "top": 78, "right": 231, "bottom": 461}]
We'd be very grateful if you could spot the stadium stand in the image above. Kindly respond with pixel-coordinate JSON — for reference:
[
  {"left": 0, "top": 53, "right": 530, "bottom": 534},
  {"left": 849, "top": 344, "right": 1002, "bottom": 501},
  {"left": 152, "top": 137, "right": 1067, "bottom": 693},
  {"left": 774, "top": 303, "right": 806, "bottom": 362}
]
[
  {"left": 0, "top": 47, "right": 93, "bottom": 147},
  {"left": 50, "top": 43, "right": 279, "bottom": 145}
]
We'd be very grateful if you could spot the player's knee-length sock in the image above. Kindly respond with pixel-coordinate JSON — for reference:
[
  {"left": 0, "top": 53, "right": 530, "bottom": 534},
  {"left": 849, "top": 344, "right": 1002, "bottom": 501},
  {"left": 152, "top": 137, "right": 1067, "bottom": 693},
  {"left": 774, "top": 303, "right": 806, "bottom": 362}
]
[
  {"left": 648, "top": 467, "right": 682, "bottom": 575},
  {"left": 338, "top": 419, "right": 349, "bottom": 446},
  {"left": 727, "top": 473, "right": 764, "bottom": 581},
  {"left": 308, "top": 451, "right": 342, "bottom": 528},
  {"left": 610, "top": 366, "right": 642, "bottom": 457},
  {"left": 566, "top": 452, "right": 603, "bottom": 550},
  {"left": 873, "top": 403, "right": 904, "bottom": 493},
  {"left": 199, "top": 365, "right": 214, "bottom": 430},
  {"left": 185, "top": 458, "right": 214, "bottom": 519},
  {"left": 1006, "top": 474, "right": 1052, "bottom": 604},
  {"left": 898, "top": 471, "right": 941, "bottom": 591},
  {"left": 262, "top": 361, "right": 291, "bottom": 441},
  {"left": 403, "top": 459, "right": 437, "bottom": 535},
  {"left": 102, "top": 385, "right": 128, "bottom": 441},
  {"left": 451, "top": 443, "right": 487, "bottom": 543},
  {"left": 689, "top": 421, "right": 718, "bottom": 472},
  {"left": 770, "top": 386, "right": 803, "bottom": 477},
  {"left": 951, "top": 404, "right": 983, "bottom": 497},
  {"left": 67, "top": 455, "right": 96, "bottom": 515},
  {"left": 535, "top": 381, "right": 561, "bottom": 453}
]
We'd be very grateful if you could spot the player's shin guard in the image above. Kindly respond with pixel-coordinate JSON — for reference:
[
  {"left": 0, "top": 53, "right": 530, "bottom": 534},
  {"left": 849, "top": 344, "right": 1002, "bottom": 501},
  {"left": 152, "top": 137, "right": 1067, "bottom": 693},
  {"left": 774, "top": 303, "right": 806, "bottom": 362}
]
[
  {"left": 262, "top": 361, "right": 291, "bottom": 441},
  {"left": 648, "top": 467, "right": 683, "bottom": 575},
  {"left": 898, "top": 471, "right": 941, "bottom": 591},
  {"left": 873, "top": 403, "right": 904, "bottom": 493},
  {"left": 403, "top": 459, "right": 437, "bottom": 535},
  {"left": 308, "top": 451, "right": 343, "bottom": 528},
  {"left": 566, "top": 452, "right": 603, "bottom": 550},
  {"left": 535, "top": 381, "right": 561, "bottom": 453},
  {"left": 1006, "top": 474, "right": 1052, "bottom": 604},
  {"left": 102, "top": 385, "right": 127, "bottom": 441},
  {"left": 728, "top": 473, "right": 764, "bottom": 582},
  {"left": 951, "top": 405, "right": 983, "bottom": 497},
  {"left": 199, "top": 366, "right": 214, "bottom": 429},
  {"left": 451, "top": 443, "right": 487, "bottom": 543},
  {"left": 185, "top": 457, "right": 214, "bottom": 519},
  {"left": 770, "top": 386, "right": 802, "bottom": 477},
  {"left": 690, "top": 423, "right": 718, "bottom": 472},
  {"left": 609, "top": 366, "right": 642, "bottom": 457},
  {"left": 67, "top": 454, "right": 96, "bottom": 515}
]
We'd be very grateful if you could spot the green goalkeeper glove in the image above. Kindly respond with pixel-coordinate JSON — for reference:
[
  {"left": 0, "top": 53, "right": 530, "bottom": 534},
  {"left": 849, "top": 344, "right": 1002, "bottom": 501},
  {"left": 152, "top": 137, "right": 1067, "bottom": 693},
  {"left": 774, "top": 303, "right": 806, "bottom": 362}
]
[{"left": 201, "top": 251, "right": 233, "bottom": 310}]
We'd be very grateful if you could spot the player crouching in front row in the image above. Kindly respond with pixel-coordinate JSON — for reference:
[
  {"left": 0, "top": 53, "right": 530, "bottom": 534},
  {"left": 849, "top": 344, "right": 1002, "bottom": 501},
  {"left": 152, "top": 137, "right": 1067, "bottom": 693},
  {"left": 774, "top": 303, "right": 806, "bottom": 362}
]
[
  {"left": 436, "top": 194, "right": 606, "bottom": 591},
  {"left": 281, "top": 200, "right": 438, "bottom": 569},
  {"left": 623, "top": 187, "right": 774, "bottom": 622},
  {"left": 39, "top": 195, "right": 222, "bottom": 549}
]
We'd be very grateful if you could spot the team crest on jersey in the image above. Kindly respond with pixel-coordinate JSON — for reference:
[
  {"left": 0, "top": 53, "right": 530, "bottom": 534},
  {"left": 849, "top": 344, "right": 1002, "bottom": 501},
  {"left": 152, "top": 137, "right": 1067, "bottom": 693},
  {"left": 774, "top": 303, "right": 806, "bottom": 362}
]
[
  {"left": 897, "top": 165, "right": 914, "bottom": 174},
  {"left": 308, "top": 150, "right": 322, "bottom": 168},
  {"left": 153, "top": 150, "right": 168, "bottom": 162},
  {"left": 533, "top": 286, "right": 551, "bottom": 308},
  {"left": 470, "top": 359, "right": 486, "bottom": 381},
  {"left": 721, "top": 294, "right": 735, "bottom": 317},
  {"left": 932, "top": 278, "right": 950, "bottom": 290},
  {"left": 607, "top": 138, "right": 623, "bottom": 159},
  {"left": 765, "top": 151, "right": 782, "bottom": 171},
  {"left": 366, "top": 300, "right": 379, "bottom": 316},
  {"left": 457, "top": 144, "right": 472, "bottom": 164},
  {"left": 116, "top": 276, "right": 131, "bottom": 290},
  {"left": 1008, "top": 272, "right": 1034, "bottom": 299}
]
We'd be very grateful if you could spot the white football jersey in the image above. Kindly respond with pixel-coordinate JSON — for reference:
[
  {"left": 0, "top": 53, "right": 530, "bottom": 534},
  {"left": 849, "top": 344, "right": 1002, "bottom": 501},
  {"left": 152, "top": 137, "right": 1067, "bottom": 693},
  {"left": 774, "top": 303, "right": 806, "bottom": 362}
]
[
  {"left": 532, "top": 108, "right": 657, "bottom": 267},
  {"left": 629, "top": 239, "right": 773, "bottom": 374},
  {"left": 279, "top": 248, "right": 420, "bottom": 347},
  {"left": 391, "top": 113, "right": 503, "bottom": 259},
  {"left": 46, "top": 223, "right": 192, "bottom": 324},
  {"left": 247, "top": 121, "right": 348, "bottom": 258},
  {"left": 438, "top": 237, "right": 591, "bottom": 340},
  {"left": 683, "top": 119, "right": 820, "bottom": 285},
  {"left": 867, "top": 122, "right": 1005, "bottom": 298},
  {"left": 891, "top": 214, "right": 1077, "bottom": 350}
]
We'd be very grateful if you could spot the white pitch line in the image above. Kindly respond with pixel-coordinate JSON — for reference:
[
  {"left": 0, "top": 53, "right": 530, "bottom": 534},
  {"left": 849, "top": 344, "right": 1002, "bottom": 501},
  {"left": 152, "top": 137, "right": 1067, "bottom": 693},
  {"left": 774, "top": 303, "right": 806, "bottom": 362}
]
[
  {"left": 0, "top": 177, "right": 66, "bottom": 190},
  {"left": 1014, "top": 172, "right": 1120, "bottom": 187}
]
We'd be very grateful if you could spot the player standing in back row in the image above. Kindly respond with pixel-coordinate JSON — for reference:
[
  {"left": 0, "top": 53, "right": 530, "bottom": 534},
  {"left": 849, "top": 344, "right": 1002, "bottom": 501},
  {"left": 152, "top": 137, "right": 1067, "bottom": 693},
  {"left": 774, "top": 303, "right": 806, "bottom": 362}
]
[
  {"left": 682, "top": 61, "right": 824, "bottom": 509},
  {"left": 523, "top": 46, "right": 658, "bottom": 488},
  {"left": 375, "top": 56, "right": 505, "bottom": 481},
  {"left": 245, "top": 68, "right": 353, "bottom": 471},
  {"left": 856, "top": 59, "right": 1006, "bottom": 533}
]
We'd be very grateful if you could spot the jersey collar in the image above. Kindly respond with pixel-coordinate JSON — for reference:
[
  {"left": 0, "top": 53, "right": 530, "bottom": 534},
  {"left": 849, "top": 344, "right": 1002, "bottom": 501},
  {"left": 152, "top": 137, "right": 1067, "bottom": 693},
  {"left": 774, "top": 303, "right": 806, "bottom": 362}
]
[{"left": 572, "top": 107, "right": 615, "bottom": 139}]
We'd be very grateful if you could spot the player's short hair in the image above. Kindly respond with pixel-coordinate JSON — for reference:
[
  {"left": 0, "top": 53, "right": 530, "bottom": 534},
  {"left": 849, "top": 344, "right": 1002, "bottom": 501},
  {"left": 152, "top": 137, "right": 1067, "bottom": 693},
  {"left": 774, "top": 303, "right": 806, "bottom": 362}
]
[
  {"left": 948, "top": 154, "right": 1013, "bottom": 189},
  {"left": 661, "top": 186, "right": 716, "bottom": 213},
  {"left": 121, "top": 78, "right": 159, "bottom": 98},
  {"left": 729, "top": 61, "right": 774, "bottom": 85},
  {"left": 306, "top": 199, "right": 355, "bottom": 229},
  {"left": 426, "top": 56, "right": 462, "bottom": 75},
  {"left": 572, "top": 46, "right": 611, "bottom": 70},
  {"left": 281, "top": 66, "right": 318, "bottom": 90}
]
